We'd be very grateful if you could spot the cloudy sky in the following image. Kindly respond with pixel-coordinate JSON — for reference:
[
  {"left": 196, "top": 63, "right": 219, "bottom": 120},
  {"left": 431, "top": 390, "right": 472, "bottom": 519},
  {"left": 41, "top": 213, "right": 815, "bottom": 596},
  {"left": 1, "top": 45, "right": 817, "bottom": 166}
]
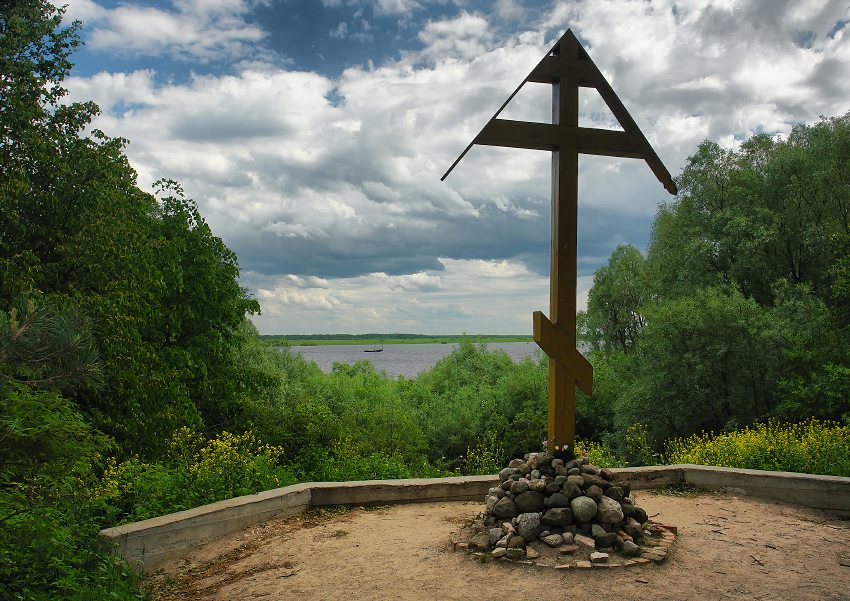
[{"left": 63, "top": 0, "right": 850, "bottom": 334}]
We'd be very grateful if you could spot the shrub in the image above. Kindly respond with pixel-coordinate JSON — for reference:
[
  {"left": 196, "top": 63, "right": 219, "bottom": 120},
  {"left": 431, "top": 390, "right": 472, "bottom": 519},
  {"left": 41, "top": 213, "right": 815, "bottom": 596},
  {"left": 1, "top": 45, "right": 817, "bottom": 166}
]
[{"left": 664, "top": 418, "right": 850, "bottom": 476}]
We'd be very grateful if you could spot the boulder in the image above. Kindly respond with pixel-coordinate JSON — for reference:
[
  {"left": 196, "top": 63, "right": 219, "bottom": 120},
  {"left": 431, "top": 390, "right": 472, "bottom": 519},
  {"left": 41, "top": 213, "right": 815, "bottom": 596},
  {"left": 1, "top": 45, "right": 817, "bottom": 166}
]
[
  {"left": 516, "top": 512, "right": 542, "bottom": 540},
  {"left": 570, "top": 495, "right": 598, "bottom": 523},
  {"left": 510, "top": 479, "right": 530, "bottom": 494},
  {"left": 514, "top": 491, "right": 546, "bottom": 513},
  {"left": 623, "top": 517, "right": 644, "bottom": 541},
  {"left": 581, "top": 473, "right": 610, "bottom": 490},
  {"left": 606, "top": 485, "right": 625, "bottom": 502},
  {"left": 621, "top": 540, "right": 641, "bottom": 557},
  {"left": 585, "top": 484, "right": 603, "bottom": 502},
  {"left": 597, "top": 496, "right": 625, "bottom": 524},
  {"left": 492, "top": 496, "right": 518, "bottom": 519},
  {"left": 545, "top": 492, "right": 570, "bottom": 508},
  {"left": 562, "top": 482, "right": 583, "bottom": 500},
  {"left": 541, "top": 507, "right": 573, "bottom": 526},
  {"left": 594, "top": 531, "right": 621, "bottom": 550}
]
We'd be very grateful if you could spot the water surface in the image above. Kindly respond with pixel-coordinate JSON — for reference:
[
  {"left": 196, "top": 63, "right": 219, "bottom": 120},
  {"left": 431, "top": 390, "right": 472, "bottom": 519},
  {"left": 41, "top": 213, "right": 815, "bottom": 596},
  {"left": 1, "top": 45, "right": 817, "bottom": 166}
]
[{"left": 288, "top": 341, "right": 544, "bottom": 378}]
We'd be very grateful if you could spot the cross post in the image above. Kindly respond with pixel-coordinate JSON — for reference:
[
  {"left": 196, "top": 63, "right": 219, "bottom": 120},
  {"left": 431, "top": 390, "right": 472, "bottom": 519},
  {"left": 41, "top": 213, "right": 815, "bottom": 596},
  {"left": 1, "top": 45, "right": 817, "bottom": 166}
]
[{"left": 442, "top": 29, "right": 676, "bottom": 457}]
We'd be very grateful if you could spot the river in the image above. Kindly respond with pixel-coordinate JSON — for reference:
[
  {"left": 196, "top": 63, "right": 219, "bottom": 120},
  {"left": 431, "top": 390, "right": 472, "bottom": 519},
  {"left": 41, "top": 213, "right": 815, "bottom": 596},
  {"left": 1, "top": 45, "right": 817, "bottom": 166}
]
[{"left": 287, "top": 341, "right": 544, "bottom": 378}]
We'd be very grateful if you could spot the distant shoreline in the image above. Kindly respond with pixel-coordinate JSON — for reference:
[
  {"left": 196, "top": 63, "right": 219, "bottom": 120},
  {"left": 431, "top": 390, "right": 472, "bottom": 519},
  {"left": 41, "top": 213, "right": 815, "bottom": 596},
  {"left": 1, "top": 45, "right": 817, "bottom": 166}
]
[{"left": 260, "top": 334, "right": 534, "bottom": 346}]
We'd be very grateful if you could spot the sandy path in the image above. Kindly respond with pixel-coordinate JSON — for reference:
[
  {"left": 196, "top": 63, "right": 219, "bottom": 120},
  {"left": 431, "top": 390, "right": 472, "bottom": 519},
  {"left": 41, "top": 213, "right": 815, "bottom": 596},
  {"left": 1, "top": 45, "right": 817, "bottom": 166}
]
[{"left": 146, "top": 491, "right": 850, "bottom": 601}]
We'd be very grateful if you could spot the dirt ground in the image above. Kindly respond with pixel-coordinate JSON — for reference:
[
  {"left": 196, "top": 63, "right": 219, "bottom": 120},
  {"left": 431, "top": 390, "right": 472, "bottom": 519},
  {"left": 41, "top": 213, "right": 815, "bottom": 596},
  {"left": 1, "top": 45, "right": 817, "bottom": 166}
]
[{"left": 145, "top": 489, "right": 850, "bottom": 601}]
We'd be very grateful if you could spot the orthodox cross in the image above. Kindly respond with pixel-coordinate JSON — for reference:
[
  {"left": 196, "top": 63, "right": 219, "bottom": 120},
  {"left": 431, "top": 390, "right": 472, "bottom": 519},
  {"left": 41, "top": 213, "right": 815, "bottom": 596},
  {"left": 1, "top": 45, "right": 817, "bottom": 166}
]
[{"left": 442, "top": 29, "right": 677, "bottom": 456}]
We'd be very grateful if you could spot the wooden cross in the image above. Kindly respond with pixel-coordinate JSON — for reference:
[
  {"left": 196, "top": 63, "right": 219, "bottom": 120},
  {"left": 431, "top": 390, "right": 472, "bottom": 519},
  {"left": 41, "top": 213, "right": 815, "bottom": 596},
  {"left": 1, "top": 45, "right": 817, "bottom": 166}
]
[{"left": 442, "top": 29, "right": 677, "bottom": 455}]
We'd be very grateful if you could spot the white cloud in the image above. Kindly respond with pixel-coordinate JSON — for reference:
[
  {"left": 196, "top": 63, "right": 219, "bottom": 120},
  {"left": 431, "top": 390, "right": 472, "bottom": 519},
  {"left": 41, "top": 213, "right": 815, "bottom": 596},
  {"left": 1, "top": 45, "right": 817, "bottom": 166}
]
[
  {"left": 68, "top": 0, "right": 268, "bottom": 62},
  {"left": 64, "top": 0, "right": 850, "bottom": 333}
]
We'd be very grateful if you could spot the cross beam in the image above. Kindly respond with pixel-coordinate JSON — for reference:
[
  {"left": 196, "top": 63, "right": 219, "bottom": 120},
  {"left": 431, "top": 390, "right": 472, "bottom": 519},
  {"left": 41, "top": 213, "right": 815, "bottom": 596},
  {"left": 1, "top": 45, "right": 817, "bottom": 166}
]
[{"left": 442, "top": 29, "right": 676, "bottom": 456}]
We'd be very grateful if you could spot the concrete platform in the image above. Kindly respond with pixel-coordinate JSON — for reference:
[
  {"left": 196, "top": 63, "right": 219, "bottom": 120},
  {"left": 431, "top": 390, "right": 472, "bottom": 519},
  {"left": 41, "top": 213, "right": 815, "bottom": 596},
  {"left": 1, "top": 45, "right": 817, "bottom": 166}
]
[{"left": 100, "top": 465, "right": 850, "bottom": 573}]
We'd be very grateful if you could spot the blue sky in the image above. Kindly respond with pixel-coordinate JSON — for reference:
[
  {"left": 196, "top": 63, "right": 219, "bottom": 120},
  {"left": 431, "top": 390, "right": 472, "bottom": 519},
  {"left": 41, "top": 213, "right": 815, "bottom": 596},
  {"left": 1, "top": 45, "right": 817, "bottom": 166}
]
[{"left": 63, "top": 0, "right": 850, "bottom": 334}]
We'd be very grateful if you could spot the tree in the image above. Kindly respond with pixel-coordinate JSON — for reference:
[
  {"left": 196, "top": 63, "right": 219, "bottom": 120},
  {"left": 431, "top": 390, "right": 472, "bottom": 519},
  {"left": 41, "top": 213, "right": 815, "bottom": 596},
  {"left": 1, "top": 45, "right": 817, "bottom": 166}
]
[
  {"left": 0, "top": 1, "right": 259, "bottom": 454},
  {"left": 585, "top": 244, "right": 649, "bottom": 354}
]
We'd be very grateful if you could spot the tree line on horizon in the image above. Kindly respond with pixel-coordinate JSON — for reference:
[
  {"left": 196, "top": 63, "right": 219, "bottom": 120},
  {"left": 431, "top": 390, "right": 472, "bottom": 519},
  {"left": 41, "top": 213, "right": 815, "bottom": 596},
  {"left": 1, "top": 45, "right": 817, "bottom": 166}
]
[{"left": 1, "top": 2, "right": 848, "bottom": 598}]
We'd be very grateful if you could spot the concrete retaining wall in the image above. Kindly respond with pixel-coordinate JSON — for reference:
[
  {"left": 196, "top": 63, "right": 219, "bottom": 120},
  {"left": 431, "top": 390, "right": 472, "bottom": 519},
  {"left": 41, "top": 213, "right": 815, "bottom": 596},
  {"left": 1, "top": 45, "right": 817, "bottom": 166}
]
[{"left": 101, "top": 465, "right": 850, "bottom": 573}]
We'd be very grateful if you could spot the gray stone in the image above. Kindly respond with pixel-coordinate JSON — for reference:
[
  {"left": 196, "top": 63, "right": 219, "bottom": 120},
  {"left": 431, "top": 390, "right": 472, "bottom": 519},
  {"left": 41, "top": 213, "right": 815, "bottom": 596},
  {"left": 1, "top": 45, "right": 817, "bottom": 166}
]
[
  {"left": 485, "top": 495, "right": 499, "bottom": 512},
  {"left": 597, "top": 496, "right": 625, "bottom": 524},
  {"left": 590, "top": 551, "right": 609, "bottom": 563},
  {"left": 541, "top": 507, "right": 573, "bottom": 526},
  {"left": 519, "top": 464, "right": 531, "bottom": 476},
  {"left": 505, "top": 548, "right": 524, "bottom": 560},
  {"left": 580, "top": 463, "right": 599, "bottom": 475},
  {"left": 621, "top": 540, "right": 641, "bottom": 557},
  {"left": 491, "top": 547, "right": 507, "bottom": 558},
  {"left": 554, "top": 465, "right": 570, "bottom": 476},
  {"left": 621, "top": 482, "right": 631, "bottom": 497},
  {"left": 530, "top": 469, "right": 541, "bottom": 479},
  {"left": 594, "top": 531, "right": 621, "bottom": 550},
  {"left": 510, "top": 479, "right": 530, "bottom": 494},
  {"left": 535, "top": 452, "right": 554, "bottom": 467},
  {"left": 492, "top": 496, "right": 519, "bottom": 519},
  {"left": 623, "top": 517, "right": 644, "bottom": 541},
  {"left": 545, "top": 482, "right": 561, "bottom": 494},
  {"left": 468, "top": 532, "right": 490, "bottom": 551},
  {"left": 508, "top": 458, "right": 524, "bottom": 468},
  {"left": 554, "top": 475, "right": 567, "bottom": 486},
  {"left": 516, "top": 512, "right": 542, "bottom": 540},
  {"left": 552, "top": 458, "right": 564, "bottom": 468},
  {"left": 499, "top": 467, "right": 513, "bottom": 481},
  {"left": 545, "top": 492, "right": 570, "bottom": 508},
  {"left": 570, "top": 496, "right": 598, "bottom": 523},
  {"left": 633, "top": 506, "right": 649, "bottom": 524},
  {"left": 581, "top": 473, "right": 610, "bottom": 490},
  {"left": 620, "top": 500, "right": 636, "bottom": 517},
  {"left": 500, "top": 480, "right": 512, "bottom": 491},
  {"left": 563, "top": 482, "right": 583, "bottom": 499},
  {"left": 561, "top": 532, "right": 574, "bottom": 545},
  {"left": 585, "top": 484, "right": 603, "bottom": 502},
  {"left": 496, "top": 534, "right": 510, "bottom": 548},
  {"left": 501, "top": 521, "right": 515, "bottom": 534},
  {"left": 507, "top": 535, "right": 526, "bottom": 549},
  {"left": 606, "top": 485, "right": 625, "bottom": 502},
  {"left": 514, "top": 491, "right": 546, "bottom": 513},
  {"left": 565, "top": 459, "right": 579, "bottom": 471},
  {"left": 528, "top": 478, "right": 546, "bottom": 492},
  {"left": 574, "top": 534, "right": 595, "bottom": 550},
  {"left": 566, "top": 475, "right": 585, "bottom": 488},
  {"left": 568, "top": 467, "right": 581, "bottom": 476},
  {"left": 541, "top": 534, "right": 563, "bottom": 547},
  {"left": 489, "top": 527, "right": 504, "bottom": 546},
  {"left": 591, "top": 524, "right": 607, "bottom": 538}
]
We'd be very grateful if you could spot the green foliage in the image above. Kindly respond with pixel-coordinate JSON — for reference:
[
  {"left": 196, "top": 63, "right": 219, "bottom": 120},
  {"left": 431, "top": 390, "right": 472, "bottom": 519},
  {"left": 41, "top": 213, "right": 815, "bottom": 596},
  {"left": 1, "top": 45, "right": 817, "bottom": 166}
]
[
  {"left": 96, "top": 428, "right": 296, "bottom": 523},
  {"left": 0, "top": 383, "right": 141, "bottom": 600},
  {"left": 665, "top": 419, "right": 850, "bottom": 477},
  {"left": 583, "top": 114, "right": 850, "bottom": 451},
  {"left": 585, "top": 244, "right": 649, "bottom": 354},
  {"left": 460, "top": 431, "right": 507, "bottom": 475}
]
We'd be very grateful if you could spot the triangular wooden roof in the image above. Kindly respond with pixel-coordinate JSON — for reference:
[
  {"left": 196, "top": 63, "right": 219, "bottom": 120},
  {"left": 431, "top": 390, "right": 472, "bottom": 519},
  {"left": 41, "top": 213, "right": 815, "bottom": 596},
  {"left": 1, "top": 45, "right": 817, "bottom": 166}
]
[{"left": 442, "top": 29, "right": 677, "bottom": 195}]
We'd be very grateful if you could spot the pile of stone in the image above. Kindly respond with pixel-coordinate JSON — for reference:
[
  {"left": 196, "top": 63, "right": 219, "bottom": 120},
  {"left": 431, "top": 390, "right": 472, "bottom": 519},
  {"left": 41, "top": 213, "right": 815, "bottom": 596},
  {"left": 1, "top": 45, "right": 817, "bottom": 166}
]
[{"left": 473, "top": 452, "right": 650, "bottom": 562}]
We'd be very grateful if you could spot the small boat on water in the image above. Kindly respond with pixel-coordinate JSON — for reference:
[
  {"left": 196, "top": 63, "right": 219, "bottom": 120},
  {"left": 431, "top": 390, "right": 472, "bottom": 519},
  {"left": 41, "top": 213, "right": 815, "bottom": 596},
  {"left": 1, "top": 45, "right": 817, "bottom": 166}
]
[{"left": 364, "top": 346, "right": 383, "bottom": 353}]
